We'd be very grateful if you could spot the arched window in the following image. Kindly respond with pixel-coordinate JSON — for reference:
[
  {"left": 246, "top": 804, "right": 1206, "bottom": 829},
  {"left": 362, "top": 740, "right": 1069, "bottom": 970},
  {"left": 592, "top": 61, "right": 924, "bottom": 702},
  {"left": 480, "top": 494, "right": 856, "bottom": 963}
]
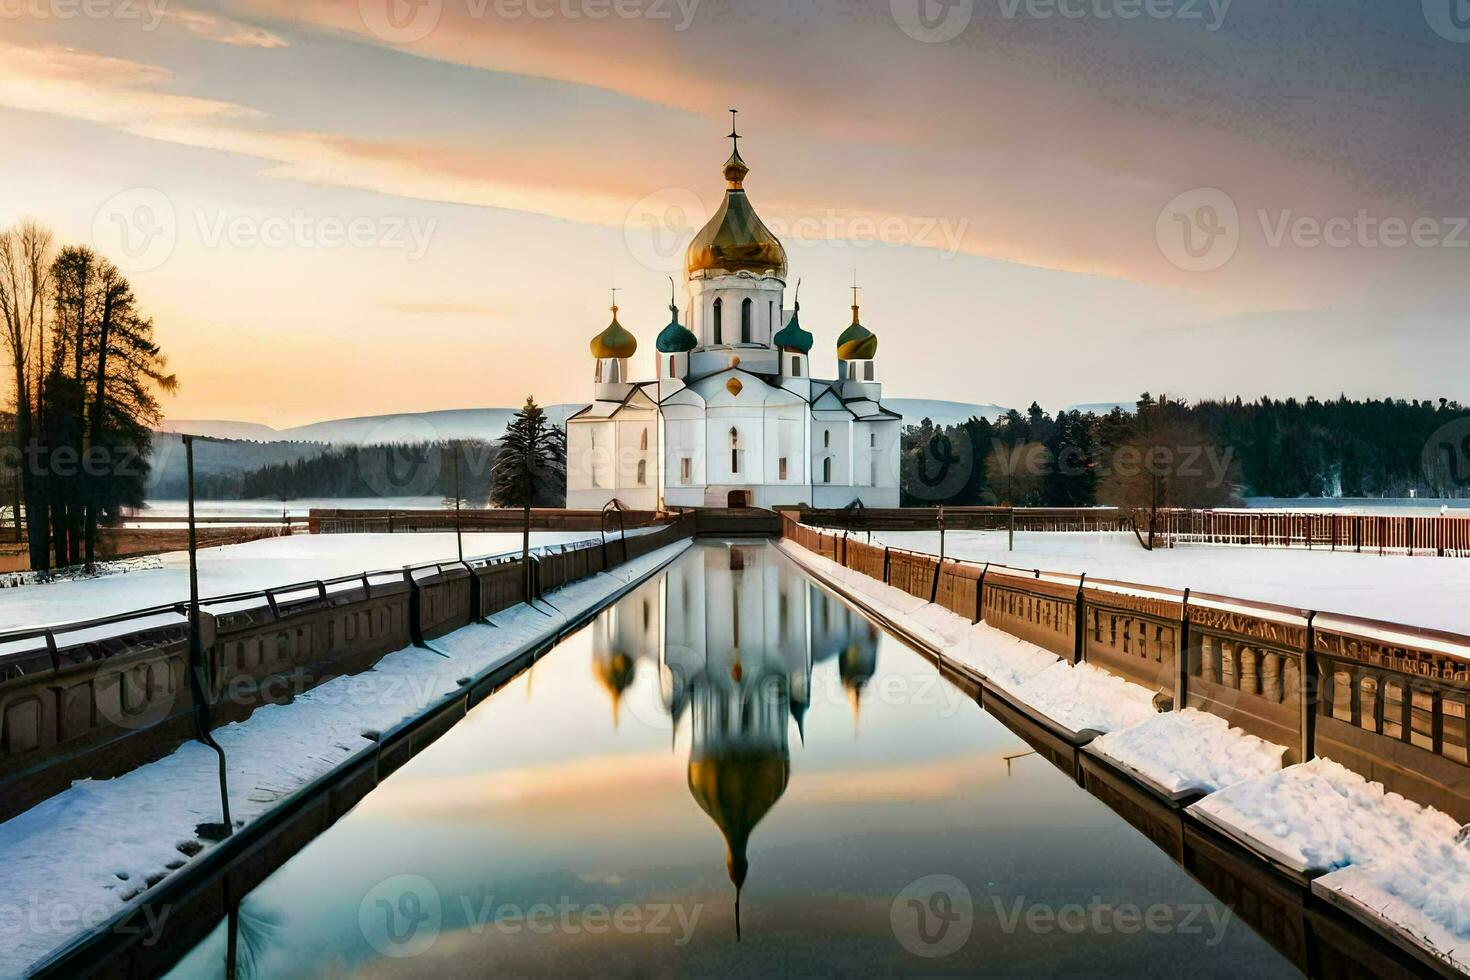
[
  {"left": 823, "top": 429, "right": 831, "bottom": 449},
  {"left": 740, "top": 298, "right": 752, "bottom": 343},
  {"left": 823, "top": 457, "right": 832, "bottom": 483},
  {"left": 712, "top": 298, "right": 722, "bottom": 344},
  {"left": 640, "top": 429, "right": 649, "bottom": 451},
  {"left": 730, "top": 426, "right": 741, "bottom": 474},
  {"left": 667, "top": 355, "right": 675, "bottom": 376},
  {"left": 870, "top": 432, "right": 876, "bottom": 447},
  {"left": 636, "top": 459, "right": 647, "bottom": 486}
]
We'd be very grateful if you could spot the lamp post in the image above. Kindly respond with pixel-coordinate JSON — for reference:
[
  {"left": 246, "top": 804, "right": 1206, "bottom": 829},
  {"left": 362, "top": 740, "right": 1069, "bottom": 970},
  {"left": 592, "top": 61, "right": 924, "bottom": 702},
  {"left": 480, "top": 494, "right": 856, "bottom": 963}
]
[{"left": 183, "top": 435, "right": 232, "bottom": 838}]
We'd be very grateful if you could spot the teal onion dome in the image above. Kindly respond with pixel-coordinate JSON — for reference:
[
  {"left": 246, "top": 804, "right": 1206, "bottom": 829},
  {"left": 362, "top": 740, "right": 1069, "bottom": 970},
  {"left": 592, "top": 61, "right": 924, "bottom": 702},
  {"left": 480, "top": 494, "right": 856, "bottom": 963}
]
[
  {"left": 656, "top": 301, "right": 698, "bottom": 353},
  {"left": 772, "top": 301, "right": 813, "bottom": 354}
]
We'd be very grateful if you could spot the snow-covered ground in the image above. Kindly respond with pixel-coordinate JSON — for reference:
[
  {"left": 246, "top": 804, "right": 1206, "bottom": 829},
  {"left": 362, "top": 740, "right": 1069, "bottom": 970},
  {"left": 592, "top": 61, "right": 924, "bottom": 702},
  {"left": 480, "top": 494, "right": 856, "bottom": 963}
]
[
  {"left": 125, "top": 496, "right": 448, "bottom": 521},
  {"left": 783, "top": 536, "right": 1469, "bottom": 974},
  {"left": 871, "top": 530, "right": 1470, "bottom": 634},
  {"left": 0, "top": 537, "right": 691, "bottom": 978},
  {"left": 0, "top": 531, "right": 623, "bottom": 632}
]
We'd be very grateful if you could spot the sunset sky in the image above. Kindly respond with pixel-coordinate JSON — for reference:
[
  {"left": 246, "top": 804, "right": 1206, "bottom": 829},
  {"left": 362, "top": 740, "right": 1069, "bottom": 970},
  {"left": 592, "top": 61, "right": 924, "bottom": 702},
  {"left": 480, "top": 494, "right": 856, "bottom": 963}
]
[{"left": 3, "top": 0, "right": 1468, "bottom": 426}]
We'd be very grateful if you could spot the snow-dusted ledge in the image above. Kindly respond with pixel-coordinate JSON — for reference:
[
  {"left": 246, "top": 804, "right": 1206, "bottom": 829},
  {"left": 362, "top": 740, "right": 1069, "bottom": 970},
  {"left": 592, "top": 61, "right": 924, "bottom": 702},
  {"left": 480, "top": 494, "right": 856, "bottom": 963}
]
[
  {"left": 0, "top": 538, "right": 692, "bottom": 978},
  {"left": 1190, "top": 758, "right": 1470, "bottom": 974},
  {"left": 782, "top": 534, "right": 1470, "bottom": 974}
]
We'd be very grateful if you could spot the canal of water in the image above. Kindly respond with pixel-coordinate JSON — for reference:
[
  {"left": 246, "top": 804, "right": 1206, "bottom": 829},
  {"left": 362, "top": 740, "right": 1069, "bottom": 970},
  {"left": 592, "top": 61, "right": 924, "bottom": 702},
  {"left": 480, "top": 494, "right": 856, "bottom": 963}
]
[{"left": 169, "top": 540, "right": 1296, "bottom": 977}]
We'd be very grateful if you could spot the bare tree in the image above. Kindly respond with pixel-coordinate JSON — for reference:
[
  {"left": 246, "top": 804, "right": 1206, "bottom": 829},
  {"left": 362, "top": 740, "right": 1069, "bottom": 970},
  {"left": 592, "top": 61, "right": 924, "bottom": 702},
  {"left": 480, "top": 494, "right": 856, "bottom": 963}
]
[
  {"left": 1096, "top": 401, "right": 1240, "bottom": 550},
  {"left": 0, "top": 220, "right": 55, "bottom": 569},
  {"left": 985, "top": 441, "right": 1049, "bottom": 505}
]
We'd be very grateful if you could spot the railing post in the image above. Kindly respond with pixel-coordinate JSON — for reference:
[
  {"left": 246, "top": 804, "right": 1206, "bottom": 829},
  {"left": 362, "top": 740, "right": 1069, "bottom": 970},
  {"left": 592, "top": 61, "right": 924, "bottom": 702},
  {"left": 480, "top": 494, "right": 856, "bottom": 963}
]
[
  {"left": 973, "top": 563, "right": 988, "bottom": 624},
  {"left": 404, "top": 568, "right": 425, "bottom": 647},
  {"left": 883, "top": 547, "right": 891, "bottom": 585},
  {"left": 1073, "top": 573, "right": 1086, "bottom": 665},
  {"left": 1176, "top": 588, "right": 1190, "bottom": 710},
  {"left": 44, "top": 628, "right": 59, "bottom": 672},
  {"left": 1300, "top": 610, "right": 1317, "bottom": 762}
]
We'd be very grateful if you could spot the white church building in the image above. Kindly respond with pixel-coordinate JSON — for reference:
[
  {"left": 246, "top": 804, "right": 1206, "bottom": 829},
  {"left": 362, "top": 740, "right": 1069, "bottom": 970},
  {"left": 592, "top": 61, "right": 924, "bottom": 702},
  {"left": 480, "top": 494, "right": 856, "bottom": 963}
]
[{"left": 566, "top": 118, "right": 902, "bottom": 511}]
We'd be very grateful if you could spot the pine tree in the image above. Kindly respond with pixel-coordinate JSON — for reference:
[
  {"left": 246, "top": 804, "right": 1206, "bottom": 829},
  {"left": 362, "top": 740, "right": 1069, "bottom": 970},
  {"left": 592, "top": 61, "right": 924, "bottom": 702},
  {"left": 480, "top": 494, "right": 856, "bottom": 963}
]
[{"left": 490, "top": 397, "right": 566, "bottom": 591}]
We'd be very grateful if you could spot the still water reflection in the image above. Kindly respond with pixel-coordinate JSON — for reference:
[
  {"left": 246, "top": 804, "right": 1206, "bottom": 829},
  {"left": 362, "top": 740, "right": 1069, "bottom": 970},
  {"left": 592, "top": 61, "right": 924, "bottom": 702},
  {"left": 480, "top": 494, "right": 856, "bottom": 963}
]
[{"left": 171, "top": 541, "right": 1295, "bottom": 977}]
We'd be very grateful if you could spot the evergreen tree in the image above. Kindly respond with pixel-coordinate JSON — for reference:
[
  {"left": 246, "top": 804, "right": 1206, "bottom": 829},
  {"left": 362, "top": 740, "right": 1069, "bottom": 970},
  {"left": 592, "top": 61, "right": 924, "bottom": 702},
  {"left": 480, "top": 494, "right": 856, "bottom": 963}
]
[{"left": 490, "top": 397, "right": 566, "bottom": 589}]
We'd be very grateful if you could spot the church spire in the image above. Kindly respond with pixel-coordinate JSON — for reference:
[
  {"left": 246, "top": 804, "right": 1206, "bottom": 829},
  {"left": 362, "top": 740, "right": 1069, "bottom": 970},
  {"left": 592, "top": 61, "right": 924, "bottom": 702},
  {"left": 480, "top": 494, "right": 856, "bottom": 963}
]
[{"left": 723, "top": 108, "right": 749, "bottom": 188}]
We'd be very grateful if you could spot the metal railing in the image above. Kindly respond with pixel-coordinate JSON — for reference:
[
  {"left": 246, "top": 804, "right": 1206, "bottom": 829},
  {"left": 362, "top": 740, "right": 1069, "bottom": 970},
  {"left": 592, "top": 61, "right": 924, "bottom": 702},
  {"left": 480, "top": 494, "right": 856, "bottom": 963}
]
[{"left": 782, "top": 513, "right": 1470, "bottom": 819}]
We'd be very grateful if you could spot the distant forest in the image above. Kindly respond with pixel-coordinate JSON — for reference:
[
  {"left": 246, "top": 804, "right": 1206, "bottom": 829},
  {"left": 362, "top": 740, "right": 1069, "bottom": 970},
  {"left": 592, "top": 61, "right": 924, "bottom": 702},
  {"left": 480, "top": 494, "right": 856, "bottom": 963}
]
[
  {"left": 902, "top": 395, "right": 1470, "bottom": 507},
  {"left": 156, "top": 440, "right": 499, "bottom": 503}
]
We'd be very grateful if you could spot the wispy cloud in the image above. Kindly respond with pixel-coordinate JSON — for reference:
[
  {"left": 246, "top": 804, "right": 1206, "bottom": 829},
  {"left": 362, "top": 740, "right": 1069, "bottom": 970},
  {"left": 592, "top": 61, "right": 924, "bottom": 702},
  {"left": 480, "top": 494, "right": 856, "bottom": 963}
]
[{"left": 164, "top": 4, "right": 290, "bottom": 48}]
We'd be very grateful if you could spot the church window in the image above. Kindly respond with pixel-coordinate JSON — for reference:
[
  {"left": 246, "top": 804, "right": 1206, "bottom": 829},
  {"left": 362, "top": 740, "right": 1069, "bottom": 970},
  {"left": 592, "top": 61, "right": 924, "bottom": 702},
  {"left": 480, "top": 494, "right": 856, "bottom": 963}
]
[
  {"left": 636, "top": 459, "right": 647, "bottom": 486},
  {"left": 864, "top": 362, "right": 874, "bottom": 381},
  {"left": 667, "top": 356, "right": 675, "bottom": 376},
  {"left": 730, "top": 427, "right": 741, "bottom": 474},
  {"left": 640, "top": 429, "right": 649, "bottom": 451},
  {"left": 823, "top": 457, "right": 832, "bottom": 483},
  {"left": 823, "top": 429, "right": 830, "bottom": 449},
  {"left": 870, "top": 432, "right": 877, "bottom": 447},
  {"left": 769, "top": 301, "right": 774, "bottom": 334},
  {"left": 741, "top": 298, "right": 752, "bottom": 343},
  {"left": 681, "top": 457, "right": 691, "bottom": 484},
  {"left": 712, "top": 298, "right": 722, "bottom": 344},
  {"left": 779, "top": 457, "right": 788, "bottom": 481},
  {"left": 791, "top": 356, "right": 802, "bottom": 377}
]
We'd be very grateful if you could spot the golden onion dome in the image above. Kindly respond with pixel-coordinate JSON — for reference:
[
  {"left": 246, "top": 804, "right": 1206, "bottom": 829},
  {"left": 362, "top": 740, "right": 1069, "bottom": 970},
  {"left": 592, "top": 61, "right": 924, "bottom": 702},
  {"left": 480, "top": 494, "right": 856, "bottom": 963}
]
[
  {"left": 594, "top": 650, "right": 636, "bottom": 727},
  {"left": 687, "top": 750, "right": 790, "bottom": 890},
  {"left": 836, "top": 291, "right": 878, "bottom": 361},
  {"left": 590, "top": 303, "right": 638, "bottom": 360},
  {"left": 685, "top": 128, "right": 787, "bottom": 280}
]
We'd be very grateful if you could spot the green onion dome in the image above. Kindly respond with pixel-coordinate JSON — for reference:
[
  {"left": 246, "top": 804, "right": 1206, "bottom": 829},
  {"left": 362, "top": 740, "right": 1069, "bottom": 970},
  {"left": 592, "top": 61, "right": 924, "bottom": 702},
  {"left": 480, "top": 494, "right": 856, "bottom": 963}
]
[
  {"left": 656, "top": 300, "right": 698, "bottom": 353},
  {"left": 772, "top": 300, "right": 813, "bottom": 354},
  {"left": 591, "top": 304, "right": 638, "bottom": 359}
]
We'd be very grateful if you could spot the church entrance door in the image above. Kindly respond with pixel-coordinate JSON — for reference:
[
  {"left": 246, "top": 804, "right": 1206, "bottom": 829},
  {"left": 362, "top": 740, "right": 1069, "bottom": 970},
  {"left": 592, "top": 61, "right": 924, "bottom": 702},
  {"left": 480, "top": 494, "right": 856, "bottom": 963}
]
[{"left": 727, "top": 490, "right": 750, "bottom": 508}]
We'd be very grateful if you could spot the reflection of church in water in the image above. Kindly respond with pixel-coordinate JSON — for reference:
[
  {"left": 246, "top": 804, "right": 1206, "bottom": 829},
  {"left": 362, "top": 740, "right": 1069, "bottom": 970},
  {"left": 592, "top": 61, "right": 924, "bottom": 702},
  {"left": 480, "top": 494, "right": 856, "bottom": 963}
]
[{"left": 591, "top": 545, "right": 878, "bottom": 933}]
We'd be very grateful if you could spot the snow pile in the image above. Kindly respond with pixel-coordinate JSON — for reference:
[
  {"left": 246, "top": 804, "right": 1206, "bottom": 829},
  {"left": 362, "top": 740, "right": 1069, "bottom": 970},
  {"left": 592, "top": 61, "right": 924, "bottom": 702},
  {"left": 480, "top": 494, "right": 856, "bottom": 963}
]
[
  {"left": 999, "top": 660, "right": 1157, "bottom": 738},
  {"left": 1192, "top": 755, "right": 1470, "bottom": 970},
  {"left": 1317, "top": 850, "right": 1470, "bottom": 972},
  {"left": 0, "top": 538, "right": 690, "bottom": 977},
  {"left": 1189, "top": 757, "right": 1461, "bottom": 874},
  {"left": 1091, "top": 709, "right": 1285, "bottom": 795}
]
